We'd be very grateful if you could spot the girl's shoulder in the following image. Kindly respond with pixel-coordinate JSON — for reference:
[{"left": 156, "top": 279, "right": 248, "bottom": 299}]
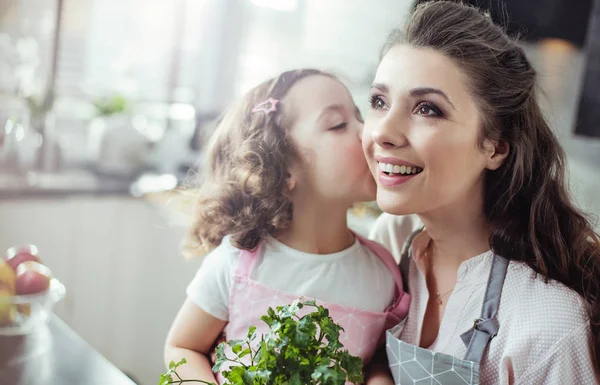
[
  {"left": 186, "top": 235, "right": 244, "bottom": 321},
  {"left": 198, "top": 235, "right": 245, "bottom": 276}
]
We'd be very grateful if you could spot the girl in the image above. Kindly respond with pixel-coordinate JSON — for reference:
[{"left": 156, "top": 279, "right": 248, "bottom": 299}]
[
  {"left": 363, "top": 2, "right": 600, "bottom": 384},
  {"left": 164, "top": 69, "right": 410, "bottom": 384}
]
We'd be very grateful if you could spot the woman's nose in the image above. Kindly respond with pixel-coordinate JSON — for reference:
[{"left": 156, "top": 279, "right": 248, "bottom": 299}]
[{"left": 372, "top": 114, "right": 408, "bottom": 149}]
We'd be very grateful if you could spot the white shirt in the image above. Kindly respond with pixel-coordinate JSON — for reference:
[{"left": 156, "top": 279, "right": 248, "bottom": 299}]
[
  {"left": 187, "top": 235, "right": 396, "bottom": 321},
  {"left": 370, "top": 213, "right": 599, "bottom": 385}
]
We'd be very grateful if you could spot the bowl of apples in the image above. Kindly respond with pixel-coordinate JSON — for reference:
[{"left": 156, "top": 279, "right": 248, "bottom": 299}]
[{"left": 0, "top": 245, "right": 65, "bottom": 335}]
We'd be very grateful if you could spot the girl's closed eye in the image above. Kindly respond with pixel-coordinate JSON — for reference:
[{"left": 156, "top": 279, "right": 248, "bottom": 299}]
[
  {"left": 413, "top": 101, "right": 444, "bottom": 118},
  {"left": 329, "top": 122, "right": 347, "bottom": 131}
]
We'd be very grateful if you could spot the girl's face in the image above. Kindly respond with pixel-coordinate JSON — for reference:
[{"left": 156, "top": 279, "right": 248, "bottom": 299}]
[
  {"left": 362, "top": 45, "right": 506, "bottom": 216},
  {"left": 286, "top": 75, "right": 376, "bottom": 208}
]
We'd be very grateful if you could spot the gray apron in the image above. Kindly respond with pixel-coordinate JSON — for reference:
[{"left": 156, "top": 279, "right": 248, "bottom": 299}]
[{"left": 386, "top": 229, "right": 509, "bottom": 385}]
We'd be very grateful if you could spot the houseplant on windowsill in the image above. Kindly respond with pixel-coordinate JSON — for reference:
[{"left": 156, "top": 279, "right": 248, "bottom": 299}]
[
  {"left": 88, "top": 94, "right": 149, "bottom": 177},
  {"left": 160, "top": 300, "right": 364, "bottom": 385}
]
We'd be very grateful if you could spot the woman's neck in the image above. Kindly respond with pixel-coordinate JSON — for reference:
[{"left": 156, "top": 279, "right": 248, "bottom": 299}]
[
  {"left": 418, "top": 201, "right": 491, "bottom": 273},
  {"left": 276, "top": 199, "right": 354, "bottom": 255}
]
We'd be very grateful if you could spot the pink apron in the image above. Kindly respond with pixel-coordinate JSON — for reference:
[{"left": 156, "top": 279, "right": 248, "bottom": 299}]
[{"left": 216, "top": 233, "right": 410, "bottom": 384}]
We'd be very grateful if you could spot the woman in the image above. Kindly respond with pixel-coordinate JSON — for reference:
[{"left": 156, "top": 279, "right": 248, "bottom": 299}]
[{"left": 363, "top": 1, "right": 600, "bottom": 384}]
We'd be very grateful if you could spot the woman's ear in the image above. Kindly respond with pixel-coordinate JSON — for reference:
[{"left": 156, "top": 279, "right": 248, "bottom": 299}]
[{"left": 484, "top": 139, "right": 510, "bottom": 170}]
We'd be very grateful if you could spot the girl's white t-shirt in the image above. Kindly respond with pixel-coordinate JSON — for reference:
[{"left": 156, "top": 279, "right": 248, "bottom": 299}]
[{"left": 187, "top": 235, "right": 396, "bottom": 321}]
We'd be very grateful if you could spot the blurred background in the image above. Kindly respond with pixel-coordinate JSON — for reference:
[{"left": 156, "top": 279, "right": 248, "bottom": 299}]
[{"left": 0, "top": 1, "right": 599, "bottom": 384}]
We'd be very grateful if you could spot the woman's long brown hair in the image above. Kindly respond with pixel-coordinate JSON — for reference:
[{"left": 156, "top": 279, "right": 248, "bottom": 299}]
[{"left": 384, "top": 0, "right": 600, "bottom": 370}]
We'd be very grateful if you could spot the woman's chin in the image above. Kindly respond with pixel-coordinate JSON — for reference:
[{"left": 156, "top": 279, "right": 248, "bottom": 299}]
[{"left": 376, "top": 192, "right": 417, "bottom": 216}]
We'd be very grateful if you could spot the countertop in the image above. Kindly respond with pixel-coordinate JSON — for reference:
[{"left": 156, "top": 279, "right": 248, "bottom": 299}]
[
  {"left": 0, "top": 170, "right": 180, "bottom": 199},
  {"left": 0, "top": 316, "right": 136, "bottom": 385}
]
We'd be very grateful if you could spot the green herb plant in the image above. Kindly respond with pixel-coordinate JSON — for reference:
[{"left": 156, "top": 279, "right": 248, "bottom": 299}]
[
  {"left": 92, "top": 94, "right": 128, "bottom": 116},
  {"left": 160, "top": 299, "right": 364, "bottom": 385}
]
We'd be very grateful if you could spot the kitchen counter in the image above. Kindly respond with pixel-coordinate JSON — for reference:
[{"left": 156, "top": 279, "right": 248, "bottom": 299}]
[
  {"left": 0, "top": 316, "right": 136, "bottom": 385},
  {"left": 0, "top": 170, "right": 179, "bottom": 199}
]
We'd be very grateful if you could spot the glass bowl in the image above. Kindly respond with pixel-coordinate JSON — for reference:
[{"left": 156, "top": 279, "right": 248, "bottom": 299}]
[
  {"left": 0, "top": 278, "right": 66, "bottom": 336},
  {"left": 1, "top": 244, "right": 66, "bottom": 335}
]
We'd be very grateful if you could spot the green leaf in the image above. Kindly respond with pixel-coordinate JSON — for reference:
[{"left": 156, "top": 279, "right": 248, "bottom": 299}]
[
  {"left": 232, "top": 343, "right": 242, "bottom": 355},
  {"left": 311, "top": 370, "right": 322, "bottom": 381},
  {"left": 168, "top": 358, "right": 187, "bottom": 370},
  {"left": 294, "top": 316, "right": 317, "bottom": 349},
  {"left": 213, "top": 342, "right": 228, "bottom": 372},
  {"left": 254, "top": 370, "right": 272, "bottom": 384},
  {"left": 238, "top": 347, "right": 251, "bottom": 359},
  {"left": 222, "top": 366, "right": 246, "bottom": 384},
  {"left": 270, "top": 321, "right": 282, "bottom": 333},
  {"left": 216, "top": 342, "right": 226, "bottom": 358},
  {"left": 228, "top": 339, "right": 244, "bottom": 348},
  {"left": 304, "top": 299, "right": 317, "bottom": 307},
  {"left": 158, "top": 373, "right": 172, "bottom": 385},
  {"left": 283, "top": 345, "right": 301, "bottom": 361},
  {"left": 212, "top": 357, "right": 227, "bottom": 373},
  {"left": 290, "top": 371, "right": 303, "bottom": 385},
  {"left": 247, "top": 325, "right": 257, "bottom": 340},
  {"left": 341, "top": 352, "right": 364, "bottom": 383},
  {"left": 277, "top": 301, "right": 300, "bottom": 319}
]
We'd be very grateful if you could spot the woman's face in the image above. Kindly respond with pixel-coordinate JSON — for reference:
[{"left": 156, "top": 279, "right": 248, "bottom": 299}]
[
  {"left": 362, "top": 45, "right": 504, "bottom": 216},
  {"left": 286, "top": 75, "right": 376, "bottom": 207}
]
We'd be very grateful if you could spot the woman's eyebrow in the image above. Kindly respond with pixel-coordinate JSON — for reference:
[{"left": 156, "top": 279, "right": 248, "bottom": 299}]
[
  {"left": 371, "top": 82, "right": 389, "bottom": 93},
  {"left": 409, "top": 87, "right": 456, "bottom": 110},
  {"left": 371, "top": 84, "right": 455, "bottom": 110}
]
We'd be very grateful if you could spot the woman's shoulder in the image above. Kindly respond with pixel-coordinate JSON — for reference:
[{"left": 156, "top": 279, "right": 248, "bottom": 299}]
[
  {"left": 368, "top": 213, "right": 422, "bottom": 262},
  {"left": 501, "top": 260, "right": 590, "bottom": 332},
  {"left": 492, "top": 261, "right": 596, "bottom": 383}
]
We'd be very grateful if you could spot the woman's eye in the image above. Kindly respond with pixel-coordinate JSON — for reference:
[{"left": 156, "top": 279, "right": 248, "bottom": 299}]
[
  {"left": 414, "top": 102, "right": 443, "bottom": 117},
  {"left": 368, "top": 95, "right": 388, "bottom": 110}
]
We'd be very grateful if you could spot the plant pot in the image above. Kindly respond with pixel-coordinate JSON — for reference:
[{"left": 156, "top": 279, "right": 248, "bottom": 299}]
[{"left": 89, "top": 114, "right": 149, "bottom": 176}]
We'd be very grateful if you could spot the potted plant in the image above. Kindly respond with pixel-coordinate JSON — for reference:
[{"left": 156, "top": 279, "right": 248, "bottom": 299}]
[
  {"left": 160, "top": 300, "right": 364, "bottom": 385},
  {"left": 88, "top": 94, "right": 149, "bottom": 176}
]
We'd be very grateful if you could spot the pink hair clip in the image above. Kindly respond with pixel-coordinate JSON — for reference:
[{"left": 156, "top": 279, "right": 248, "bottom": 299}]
[{"left": 252, "top": 98, "right": 279, "bottom": 116}]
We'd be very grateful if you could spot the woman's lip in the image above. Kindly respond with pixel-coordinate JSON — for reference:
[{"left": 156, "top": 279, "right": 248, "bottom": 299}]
[
  {"left": 375, "top": 156, "right": 421, "bottom": 168},
  {"left": 377, "top": 170, "right": 420, "bottom": 187}
]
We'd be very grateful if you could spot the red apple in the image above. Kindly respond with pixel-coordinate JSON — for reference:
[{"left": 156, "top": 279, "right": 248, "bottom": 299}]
[
  {"left": 5, "top": 247, "right": 42, "bottom": 272},
  {"left": 15, "top": 261, "right": 52, "bottom": 295}
]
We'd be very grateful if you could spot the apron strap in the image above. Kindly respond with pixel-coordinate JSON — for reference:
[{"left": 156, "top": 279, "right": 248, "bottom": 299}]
[
  {"left": 460, "top": 255, "right": 509, "bottom": 363},
  {"left": 234, "top": 245, "right": 264, "bottom": 279},
  {"left": 399, "top": 226, "right": 425, "bottom": 293}
]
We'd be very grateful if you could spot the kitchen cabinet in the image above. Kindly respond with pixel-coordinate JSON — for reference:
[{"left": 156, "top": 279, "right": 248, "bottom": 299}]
[{"left": 0, "top": 196, "right": 201, "bottom": 385}]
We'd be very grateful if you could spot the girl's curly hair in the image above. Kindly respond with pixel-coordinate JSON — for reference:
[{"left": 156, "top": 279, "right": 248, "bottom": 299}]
[{"left": 182, "top": 69, "right": 337, "bottom": 256}]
